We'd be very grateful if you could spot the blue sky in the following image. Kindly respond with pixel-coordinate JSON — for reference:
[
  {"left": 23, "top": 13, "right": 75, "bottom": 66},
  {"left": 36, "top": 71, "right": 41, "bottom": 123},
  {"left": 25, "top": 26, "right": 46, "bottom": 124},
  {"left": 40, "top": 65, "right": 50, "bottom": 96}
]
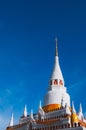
[{"left": 0, "top": 0, "right": 86, "bottom": 129}]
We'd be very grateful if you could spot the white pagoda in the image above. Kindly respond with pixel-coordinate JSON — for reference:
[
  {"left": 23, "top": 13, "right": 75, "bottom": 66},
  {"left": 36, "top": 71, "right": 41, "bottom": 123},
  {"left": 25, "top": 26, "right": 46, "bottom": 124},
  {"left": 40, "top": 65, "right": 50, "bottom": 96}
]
[{"left": 6, "top": 38, "right": 86, "bottom": 130}]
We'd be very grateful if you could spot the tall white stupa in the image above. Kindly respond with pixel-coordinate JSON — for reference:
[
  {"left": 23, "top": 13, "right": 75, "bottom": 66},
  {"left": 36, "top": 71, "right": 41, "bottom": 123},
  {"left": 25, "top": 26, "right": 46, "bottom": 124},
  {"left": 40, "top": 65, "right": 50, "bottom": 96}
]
[
  {"left": 43, "top": 38, "right": 70, "bottom": 112},
  {"left": 6, "top": 38, "right": 86, "bottom": 130}
]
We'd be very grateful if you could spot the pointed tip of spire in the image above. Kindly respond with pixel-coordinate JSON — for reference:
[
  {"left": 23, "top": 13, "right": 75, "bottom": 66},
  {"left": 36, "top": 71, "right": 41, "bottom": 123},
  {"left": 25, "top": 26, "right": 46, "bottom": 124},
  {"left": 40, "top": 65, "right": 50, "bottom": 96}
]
[
  {"left": 24, "top": 104, "right": 27, "bottom": 117},
  {"left": 30, "top": 109, "right": 33, "bottom": 118},
  {"left": 39, "top": 100, "right": 42, "bottom": 109},
  {"left": 30, "top": 109, "right": 35, "bottom": 121},
  {"left": 72, "top": 101, "right": 76, "bottom": 113},
  {"left": 79, "top": 103, "right": 82, "bottom": 113},
  {"left": 55, "top": 37, "right": 58, "bottom": 56},
  {"left": 11, "top": 113, "right": 13, "bottom": 117},
  {"left": 9, "top": 113, "right": 13, "bottom": 127},
  {"left": 11, "top": 113, "right": 13, "bottom": 119},
  {"left": 31, "top": 109, "right": 33, "bottom": 114},
  {"left": 78, "top": 103, "right": 84, "bottom": 120}
]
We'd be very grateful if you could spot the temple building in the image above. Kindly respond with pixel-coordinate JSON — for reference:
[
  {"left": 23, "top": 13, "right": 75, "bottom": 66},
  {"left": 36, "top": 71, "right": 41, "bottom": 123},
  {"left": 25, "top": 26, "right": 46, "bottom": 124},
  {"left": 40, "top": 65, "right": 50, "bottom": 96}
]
[{"left": 6, "top": 38, "right": 86, "bottom": 130}]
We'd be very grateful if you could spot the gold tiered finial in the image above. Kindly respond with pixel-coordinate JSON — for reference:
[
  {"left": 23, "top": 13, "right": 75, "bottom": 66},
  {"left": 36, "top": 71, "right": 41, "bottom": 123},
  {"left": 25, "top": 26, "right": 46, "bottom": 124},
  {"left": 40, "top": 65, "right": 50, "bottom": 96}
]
[{"left": 55, "top": 37, "right": 58, "bottom": 56}]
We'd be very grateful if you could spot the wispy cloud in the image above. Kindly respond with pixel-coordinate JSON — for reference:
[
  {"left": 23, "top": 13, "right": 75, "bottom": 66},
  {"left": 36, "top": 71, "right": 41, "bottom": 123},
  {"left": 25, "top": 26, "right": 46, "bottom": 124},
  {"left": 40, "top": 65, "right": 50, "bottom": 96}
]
[{"left": 68, "top": 78, "right": 86, "bottom": 92}]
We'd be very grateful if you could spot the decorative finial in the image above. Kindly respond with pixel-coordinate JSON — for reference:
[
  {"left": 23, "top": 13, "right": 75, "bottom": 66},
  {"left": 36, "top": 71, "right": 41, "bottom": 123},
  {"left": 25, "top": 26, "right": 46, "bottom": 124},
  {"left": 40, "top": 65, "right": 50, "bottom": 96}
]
[
  {"left": 30, "top": 109, "right": 33, "bottom": 118},
  {"left": 55, "top": 37, "right": 58, "bottom": 56},
  {"left": 39, "top": 100, "right": 42, "bottom": 109},
  {"left": 78, "top": 103, "right": 83, "bottom": 120},
  {"left": 65, "top": 103, "right": 71, "bottom": 115},
  {"left": 23, "top": 104, "right": 27, "bottom": 117},
  {"left": 72, "top": 101, "right": 76, "bottom": 113},
  {"left": 79, "top": 103, "right": 82, "bottom": 113},
  {"left": 30, "top": 109, "right": 35, "bottom": 121},
  {"left": 9, "top": 113, "right": 13, "bottom": 127}
]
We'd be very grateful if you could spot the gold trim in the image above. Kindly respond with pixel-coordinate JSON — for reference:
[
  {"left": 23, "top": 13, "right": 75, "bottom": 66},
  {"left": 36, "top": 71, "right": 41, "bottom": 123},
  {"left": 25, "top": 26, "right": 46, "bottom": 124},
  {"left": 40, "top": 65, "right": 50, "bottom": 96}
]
[
  {"left": 42, "top": 104, "right": 61, "bottom": 112},
  {"left": 71, "top": 113, "right": 79, "bottom": 123}
]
